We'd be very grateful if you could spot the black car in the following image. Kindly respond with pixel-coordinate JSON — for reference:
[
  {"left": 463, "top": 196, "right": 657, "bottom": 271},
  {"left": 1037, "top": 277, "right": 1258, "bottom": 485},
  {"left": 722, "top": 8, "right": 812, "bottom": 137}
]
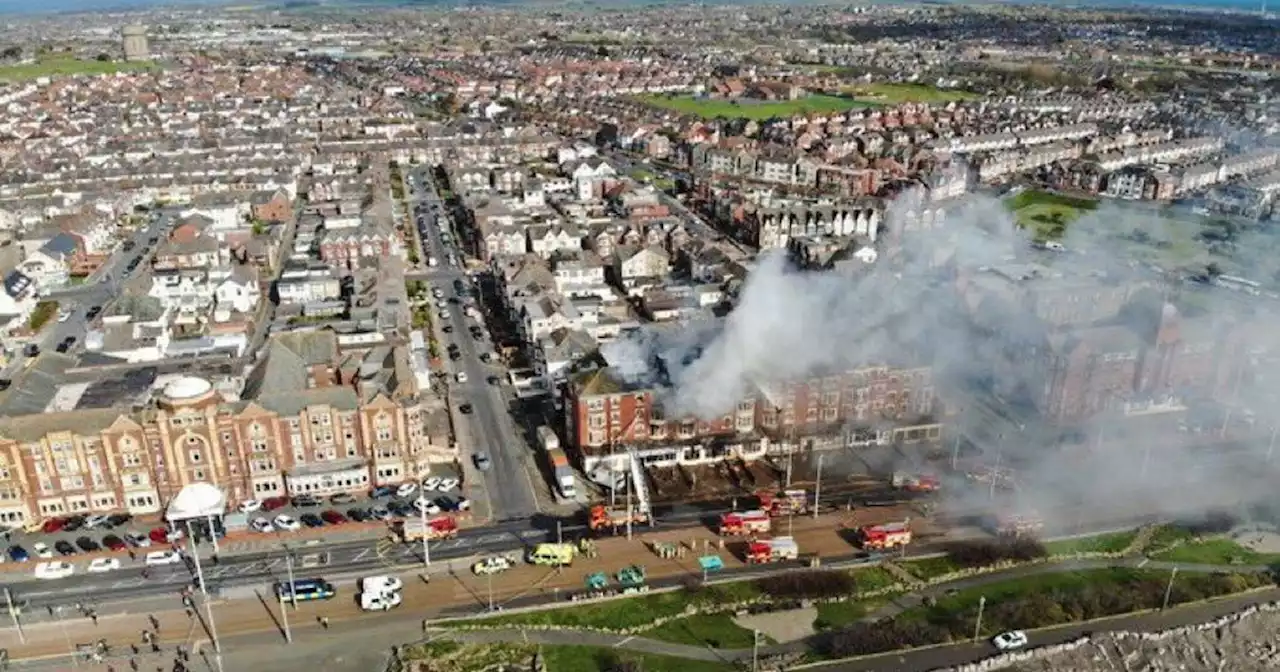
[
  {"left": 369, "top": 485, "right": 395, "bottom": 499},
  {"left": 62, "top": 516, "right": 86, "bottom": 532},
  {"left": 55, "top": 540, "right": 77, "bottom": 556},
  {"left": 459, "top": 403, "right": 473, "bottom": 414},
  {"left": 23, "top": 344, "right": 38, "bottom": 357},
  {"left": 346, "top": 508, "right": 370, "bottom": 522},
  {"left": 86, "top": 306, "right": 102, "bottom": 319},
  {"left": 292, "top": 495, "right": 321, "bottom": 507},
  {"left": 107, "top": 513, "right": 132, "bottom": 527},
  {"left": 387, "top": 501, "right": 413, "bottom": 517},
  {"left": 75, "top": 536, "right": 100, "bottom": 552},
  {"left": 449, "top": 351, "right": 461, "bottom": 361},
  {"left": 442, "top": 325, "right": 453, "bottom": 333},
  {"left": 55, "top": 342, "right": 70, "bottom": 353},
  {"left": 299, "top": 513, "right": 325, "bottom": 528}
]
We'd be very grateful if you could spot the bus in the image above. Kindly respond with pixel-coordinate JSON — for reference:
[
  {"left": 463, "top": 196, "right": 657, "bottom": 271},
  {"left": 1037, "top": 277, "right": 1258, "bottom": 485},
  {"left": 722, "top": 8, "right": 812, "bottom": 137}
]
[{"left": 274, "top": 578, "right": 336, "bottom": 602}]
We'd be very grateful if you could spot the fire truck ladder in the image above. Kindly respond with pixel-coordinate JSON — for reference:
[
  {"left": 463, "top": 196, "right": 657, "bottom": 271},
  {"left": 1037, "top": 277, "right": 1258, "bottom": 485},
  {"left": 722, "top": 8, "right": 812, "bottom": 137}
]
[{"left": 626, "top": 444, "right": 653, "bottom": 522}]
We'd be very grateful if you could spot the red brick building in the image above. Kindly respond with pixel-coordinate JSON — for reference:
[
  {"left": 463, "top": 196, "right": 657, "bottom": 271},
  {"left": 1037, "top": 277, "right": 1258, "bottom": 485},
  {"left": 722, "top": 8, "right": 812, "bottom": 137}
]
[
  {"left": 251, "top": 189, "right": 294, "bottom": 224},
  {"left": 564, "top": 364, "right": 942, "bottom": 469}
]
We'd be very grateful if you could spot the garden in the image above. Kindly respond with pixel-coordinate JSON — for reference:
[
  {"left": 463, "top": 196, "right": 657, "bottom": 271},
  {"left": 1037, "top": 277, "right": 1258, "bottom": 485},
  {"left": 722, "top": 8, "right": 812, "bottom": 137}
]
[{"left": 636, "top": 93, "right": 873, "bottom": 120}]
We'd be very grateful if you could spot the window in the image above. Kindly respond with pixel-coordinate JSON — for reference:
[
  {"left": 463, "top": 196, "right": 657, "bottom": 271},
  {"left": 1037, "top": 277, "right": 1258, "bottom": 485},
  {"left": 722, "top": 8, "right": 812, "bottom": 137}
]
[{"left": 189, "top": 451, "right": 202, "bottom": 463}]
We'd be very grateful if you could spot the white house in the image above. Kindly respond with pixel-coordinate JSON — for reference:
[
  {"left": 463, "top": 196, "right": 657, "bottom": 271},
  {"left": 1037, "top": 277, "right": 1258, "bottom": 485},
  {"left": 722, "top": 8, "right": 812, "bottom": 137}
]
[
  {"left": 529, "top": 224, "right": 582, "bottom": 259},
  {"left": 18, "top": 233, "right": 77, "bottom": 291},
  {"left": 180, "top": 201, "right": 248, "bottom": 233},
  {"left": 212, "top": 265, "right": 261, "bottom": 315},
  {"left": 552, "top": 252, "right": 612, "bottom": 300},
  {"left": 0, "top": 271, "right": 39, "bottom": 337},
  {"left": 568, "top": 159, "right": 617, "bottom": 202},
  {"left": 614, "top": 245, "right": 671, "bottom": 285}
]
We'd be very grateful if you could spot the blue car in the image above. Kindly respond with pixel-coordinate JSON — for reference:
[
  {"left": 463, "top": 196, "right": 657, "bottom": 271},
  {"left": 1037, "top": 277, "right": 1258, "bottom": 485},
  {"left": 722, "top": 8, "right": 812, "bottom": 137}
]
[
  {"left": 369, "top": 485, "right": 395, "bottom": 499},
  {"left": 8, "top": 545, "right": 29, "bottom": 562}
]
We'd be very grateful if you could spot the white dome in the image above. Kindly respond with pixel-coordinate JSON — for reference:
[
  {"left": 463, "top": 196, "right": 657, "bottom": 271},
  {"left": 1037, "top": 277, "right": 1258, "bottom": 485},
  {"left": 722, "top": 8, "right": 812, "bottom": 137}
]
[
  {"left": 163, "top": 376, "right": 212, "bottom": 400},
  {"left": 166, "top": 482, "right": 226, "bottom": 520}
]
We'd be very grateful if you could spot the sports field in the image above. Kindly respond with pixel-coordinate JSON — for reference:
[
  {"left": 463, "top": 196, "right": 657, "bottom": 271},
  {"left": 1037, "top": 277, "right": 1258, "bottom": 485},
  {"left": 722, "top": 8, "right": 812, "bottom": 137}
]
[
  {"left": 637, "top": 94, "right": 873, "bottom": 120},
  {"left": 0, "top": 57, "right": 160, "bottom": 82},
  {"left": 843, "top": 82, "right": 980, "bottom": 105}
]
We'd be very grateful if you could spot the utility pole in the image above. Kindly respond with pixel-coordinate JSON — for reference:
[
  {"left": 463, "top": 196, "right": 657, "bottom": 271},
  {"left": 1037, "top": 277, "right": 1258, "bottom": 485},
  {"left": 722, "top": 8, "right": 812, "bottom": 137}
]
[
  {"left": 751, "top": 629, "right": 760, "bottom": 672},
  {"left": 813, "top": 453, "right": 824, "bottom": 520},
  {"left": 988, "top": 447, "right": 1002, "bottom": 501},
  {"left": 556, "top": 520, "right": 563, "bottom": 545},
  {"left": 973, "top": 596, "right": 986, "bottom": 642},
  {"left": 186, "top": 520, "right": 224, "bottom": 672},
  {"left": 625, "top": 467, "right": 634, "bottom": 541},
  {"left": 4, "top": 588, "right": 24, "bottom": 644},
  {"left": 487, "top": 571, "right": 495, "bottom": 613},
  {"left": 1162, "top": 567, "right": 1178, "bottom": 610},
  {"left": 950, "top": 431, "right": 961, "bottom": 470},
  {"left": 1268, "top": 426, "right": 1277, "bottom": 463},
  {"left": 419, "top": 501, "right": 431, "bottom": 567},
  {"left": 280, "top": 554, "right": 293, "bottom": 643},
  {"left": 284, "top": 549, "right": 298, "bottom": 610}
]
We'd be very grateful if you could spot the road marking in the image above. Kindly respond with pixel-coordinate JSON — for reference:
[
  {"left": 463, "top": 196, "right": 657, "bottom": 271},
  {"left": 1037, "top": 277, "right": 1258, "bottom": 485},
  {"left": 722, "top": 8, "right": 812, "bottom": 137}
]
[
  {"left": 475, "top": 534, "right": 506, "bottom": 544},
  {"left": 517, "top": 529, "right": 545, "bottom": 539},
  {"left": 613, "top": 636, "right": 635, "bottom": 648},
  {"left": 1138, "top": 558, "right": 1149, "bottom": 568},
  {"left": 351, "top": 548, "right": 375, "bottom": 562},
  {"left": 261, "top": 559, "right": 283, "bottom": 571}
]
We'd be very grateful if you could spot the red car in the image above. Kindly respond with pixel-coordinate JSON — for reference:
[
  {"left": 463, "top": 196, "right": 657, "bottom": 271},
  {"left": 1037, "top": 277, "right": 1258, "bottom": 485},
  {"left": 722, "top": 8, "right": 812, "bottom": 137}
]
[
  {"left": 320, "top": 510, "right": 347, "bottom": 525},
  {"left": 102, "top": 535, "right": 128, "bottom": 551},
  {"left": 42, "top": 517, "right": 67, "bottom": 534},
  {"left": 149, "top": 526, "right": 183, "bottom": 544},
  {"left": 261, "top": 496, "right": 290, "bottom": 511}
]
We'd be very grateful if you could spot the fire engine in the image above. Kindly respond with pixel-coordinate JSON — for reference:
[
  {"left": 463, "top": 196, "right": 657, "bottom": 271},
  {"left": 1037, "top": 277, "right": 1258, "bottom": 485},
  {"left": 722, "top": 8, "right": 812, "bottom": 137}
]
[
  {"left": 992, "top": 513, "right": 1044, "bottom": 538},
  {"left": 757, "top": 489, "right": 809, "bottom": 516},
  {"left": 746, "top": 537, "right": 800, "bottom": 564},
  {"left": 588, "top": 505, "right": 649, "bottom": 531},
  {"left": 859, "top": 521, "right": 912, "bottom": 550},
  {"left": 718, "top": 510, "right": 771, "bottom": 536},
  {"left": 892, "top": 472, "right": 941, "bottom": 492},
  {"left": 400, "top": 517, "right": 459, "bottom": 542}
]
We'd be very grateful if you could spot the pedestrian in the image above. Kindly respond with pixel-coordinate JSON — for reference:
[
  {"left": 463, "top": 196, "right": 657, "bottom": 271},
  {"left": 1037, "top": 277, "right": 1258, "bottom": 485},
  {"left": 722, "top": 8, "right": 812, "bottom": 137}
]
[
  {"left": 128, "top": 549, "right": 136, "bottom": 561},
  {"left": 148, "top": 614, "right": 159, "bottom": 630},
  {"left": 319, "top": 616, "right": 330, "bottom": 629},
  {"left": 90, "top": 609, "right": 99, "bottom": 626},
  {"left": 130, "top": 658, "right": 139, "bottom": 672}
]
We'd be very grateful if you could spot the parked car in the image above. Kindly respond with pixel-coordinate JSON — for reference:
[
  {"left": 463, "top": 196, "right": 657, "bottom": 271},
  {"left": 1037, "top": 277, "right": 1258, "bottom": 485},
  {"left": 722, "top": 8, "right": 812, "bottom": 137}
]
[
  {"left": 262, "top": 496, "right": 290, "bottom": 511},
  {"left": 471, "top": 556, "right": 512, "bottom": 576},
  {"left": 320, "top": 510, "right": 347, "bottom": 525},
  {"left": 412, "top": 497, "right": 441, "bottom": 515},
  {"left": 251, "top": 518, "right": 274, "bottom": 534},
  {"left": 7, "top": 545, "right": 29, "bottom": 562},
  {"left": 148, "top": 527, "right": 183, "bottom": 544},
  {"left": 395, "top": 482, "right": 418, "bottom": 498},
  {"left": 34, "top": 561, "right": 74, "bottom": 580},
  {"left": 54, "top": 540, "right": 76, "bottom": 556},
  {"left": 330, "top": 493, "right": 356, "bottom": 505},
  {"left": 238, "top": 500, "right": 262, "bottom": 514},
  {"left": 84, "top": 514, "right": 111, "bottom": 530},
  {"left": 291, "top": 495, "right": 321, "bottom": 508},
  {"left": 421, "top": 477, "right": 442, "bottom": 491},
  {"left": 360, "top": 575, "right": 403, "bottom": 594},
  {"left": 369, "top": 486, "right": 395, "bottom": 499},
  {"left": 347, "top": 508, "right": 370, "bottom": 523},
  {"left": 437, "top": 478, "right": 459, "bottom": 492},
  {"left": 473, "top": 453, "right": 492, "bottom": 471},
  {"left": 88, "top": 558, "right": 121, "bottom": 574},
  {"left": 125, "top": 531, "right": 151, "bottom": 548},
  {"left": 107, "top": 513, "right": 132, "bottom": 527},
  {"left": 300, "top": 513, "right": 325, "bottom": 528},
  {"left": 273, "top": 515, "right": 301, "bottom": 532},
  {"left": 371, "top": 506, "right": 392, "bottom": 521},
  {"left": 144, "top": 550, "right": 183, "bottom": 566},
  {"left": 75, "top": 537, "right": 100, "bottom": 553},
  {"left": 62, "top": 516, "right": 85, "bottom": 532},
  {"left": 102, "top": 535, "right": 127, "bottom": 551},
  {"left": 42, "top": 517, "right": 66, "bottom": 534}
]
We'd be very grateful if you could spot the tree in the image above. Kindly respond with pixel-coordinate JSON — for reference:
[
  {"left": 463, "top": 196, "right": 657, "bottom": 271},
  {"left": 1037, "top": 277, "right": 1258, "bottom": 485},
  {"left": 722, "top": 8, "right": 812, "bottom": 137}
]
[
  {"left": 95, "top": 53, "right": 111, "bottom": 62},
  {"left": 0, "top": 46, "right": 20, "bottom": 60}
]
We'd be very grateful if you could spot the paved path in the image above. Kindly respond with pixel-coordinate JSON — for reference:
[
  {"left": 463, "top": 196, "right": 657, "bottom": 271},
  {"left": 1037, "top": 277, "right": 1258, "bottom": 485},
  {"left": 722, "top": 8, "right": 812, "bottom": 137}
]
[{"left": 424, "top": 556, "right": 1279, "bottom": 670}]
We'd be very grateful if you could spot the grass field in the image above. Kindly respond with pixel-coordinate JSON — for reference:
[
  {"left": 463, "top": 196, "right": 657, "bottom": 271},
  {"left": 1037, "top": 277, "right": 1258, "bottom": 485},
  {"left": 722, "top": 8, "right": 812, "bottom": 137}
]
[
  {"left": 637, "top": 93, "right": 873, "bottom": 120},
  {"left": 843, "top": 82, "right": 980, "bottom": 105},
  {"left": 449, "top": 581, "right": 764, "bottom": 630},
  {"left": 0, "top": 57, "right": 160, "bottom": 81},
  {"left": 643, "top": 612, "right": 764, "bottom": 648},
  {"left": 1004, "top": 189, "right": 1100, "bottom": 240},
  {"left": 1151, "top": 537, "right": 1280, "bottom": 566},
  {"left": 813, "top": 596, "right": 896, "bottom": 631},
  {"left": 1045, "top": 530, "right": 1138, "bottom": 556},
  {"left": 901, "top": 556, "right": 963, "bottom": 581}
]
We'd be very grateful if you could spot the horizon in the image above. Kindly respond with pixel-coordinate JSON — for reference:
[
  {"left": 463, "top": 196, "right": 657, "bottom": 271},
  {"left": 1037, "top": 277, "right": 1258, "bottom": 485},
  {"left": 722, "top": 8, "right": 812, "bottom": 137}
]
[{"left": 0, "top": 0, "right": 1271, "bottom": 18}]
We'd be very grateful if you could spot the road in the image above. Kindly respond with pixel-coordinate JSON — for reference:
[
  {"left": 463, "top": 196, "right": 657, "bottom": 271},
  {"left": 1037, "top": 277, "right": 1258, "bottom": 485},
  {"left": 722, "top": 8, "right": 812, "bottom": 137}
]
[
  {"left": 405, "top": 167, "right": 543, "bottom": 522},
  {"left": 3, "top": 213, "right": 172, "bottom": 378}
]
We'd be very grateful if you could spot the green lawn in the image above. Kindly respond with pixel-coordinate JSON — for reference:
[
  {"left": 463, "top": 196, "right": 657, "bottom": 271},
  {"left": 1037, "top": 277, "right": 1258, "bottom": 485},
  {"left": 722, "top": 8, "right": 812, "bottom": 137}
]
[
  {"left": 542, "top": 646, "right": 735, "bottom": 672},
  {"left": 28, "top": 301, "right": 58, "bottom": 331},
  {"left": 643, "top": 613, "right": 762, "bottom": 648},
  {"left": 1045, "top": 531, "right": 1138, "bottom": 556},
  {"left": 449, "top": 581, "right": 764, "bottom": 631},
  {"left": 844, "top": 82, "right": 980, "bottom": 105},
  {"left": 637, "top": 93, "right": 873, "bottom": 120},
  {"left": 901, "top": 556, "right": 962, "bottom": 581},
  {"left": 1004, "top": 190, "right": 1100, "bottom": 241},
  {"left": 813, "top": 597, "right": 895, "bottom": 631},
  {"left": 0, "top": 57, "right": 160, "bottom": 81},
  {"left": 851, "top": 566, "right": 901, "bottom": 593},
  {"left": 1152, "top": 538, "right": 1280, "bottom": 566}
]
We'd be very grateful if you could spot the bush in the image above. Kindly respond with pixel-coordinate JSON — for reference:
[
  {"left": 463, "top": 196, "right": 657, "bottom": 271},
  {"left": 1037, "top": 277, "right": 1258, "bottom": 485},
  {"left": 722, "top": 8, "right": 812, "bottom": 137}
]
[
  {"left": 755, "top": 571, "right": 855, "bottom": 599},
  {"left": 944, "top": 538, "right": 1048, "bottom": 568},
  {"left": 820, "top": 620, "right": 952, "bottom": 657},
  {"left": 1180, "top": 512, "right": 1237, "bottom": 536}
]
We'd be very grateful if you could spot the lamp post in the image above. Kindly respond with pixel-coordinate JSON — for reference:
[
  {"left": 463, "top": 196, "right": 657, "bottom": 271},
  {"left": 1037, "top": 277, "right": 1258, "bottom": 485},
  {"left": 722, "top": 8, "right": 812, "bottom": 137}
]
[
  {"left": 185, "top": 519, "right": 224, "bottom": 672},
  {"left": 972, "top": 595, "right": 986, "bottom": 642},
  {"left": 813, "top": 453, "right": 824, "bottom": 520}
]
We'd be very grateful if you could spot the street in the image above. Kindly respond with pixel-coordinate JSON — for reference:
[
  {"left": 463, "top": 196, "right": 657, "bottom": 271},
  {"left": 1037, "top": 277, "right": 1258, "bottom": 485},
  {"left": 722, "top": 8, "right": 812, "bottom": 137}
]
[
  {"left": 404, "top": 167, "right": 543, "bottom": 521},
  {"left": 3, "top": 213, "right": 172, "bottom": 379}
]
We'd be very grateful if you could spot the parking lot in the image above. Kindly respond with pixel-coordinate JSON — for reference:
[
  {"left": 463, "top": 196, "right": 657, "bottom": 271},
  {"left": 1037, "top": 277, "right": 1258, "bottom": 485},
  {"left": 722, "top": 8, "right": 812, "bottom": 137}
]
[{"left": 3, "top": 465, "right": 466, "bottom": 568}]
